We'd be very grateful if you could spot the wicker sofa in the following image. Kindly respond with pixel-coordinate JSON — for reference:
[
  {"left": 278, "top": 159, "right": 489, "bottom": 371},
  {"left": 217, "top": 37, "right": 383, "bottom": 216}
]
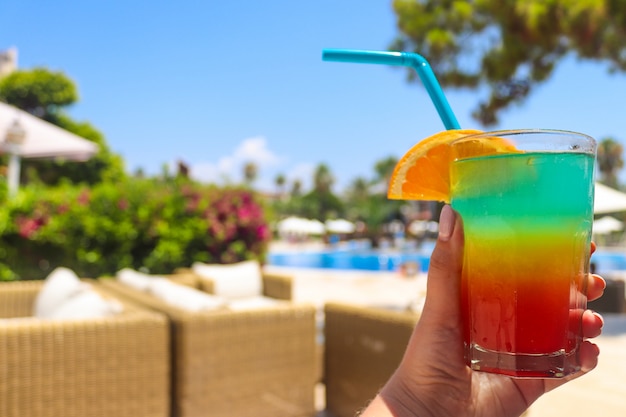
[
  {"left": 0, "top": 280, "right": 170, "bottom": 417},
  {"left": 100, "top": 276, "right": 317, "bottom": 417},
  {"left": 323, "top": 302, "right": 420, "bottom": 417}
]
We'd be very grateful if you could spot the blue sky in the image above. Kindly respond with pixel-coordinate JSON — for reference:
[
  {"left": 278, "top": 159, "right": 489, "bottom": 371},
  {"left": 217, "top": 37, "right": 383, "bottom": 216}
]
[{"left": 2, "top": 1, "right": 626, "bottom": 192}]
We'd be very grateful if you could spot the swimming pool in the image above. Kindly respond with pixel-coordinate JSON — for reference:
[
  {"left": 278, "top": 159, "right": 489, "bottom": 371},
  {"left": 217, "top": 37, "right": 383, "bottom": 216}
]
[
  {"left": 269, "top": 241, "right": 433, "bottom": 273},
  {"left": 592, "top": 250, "right": 626, "bottom": 273},
  {"left": 269, "top": 248, "right": 432, "bottom": 272},
  {"left": 268, "top": 244, "right": 626, "bottom": 275}
]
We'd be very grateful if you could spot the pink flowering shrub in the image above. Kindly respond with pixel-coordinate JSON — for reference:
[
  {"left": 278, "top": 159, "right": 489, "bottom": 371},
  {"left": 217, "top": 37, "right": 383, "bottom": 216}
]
[{"left": 0, "top": 179, "right": 271, "bottom": 280}]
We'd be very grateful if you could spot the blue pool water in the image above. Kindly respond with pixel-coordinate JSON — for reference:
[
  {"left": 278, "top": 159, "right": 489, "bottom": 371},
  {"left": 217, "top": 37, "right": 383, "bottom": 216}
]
[
  {"left": 592, "top": 251, "right": 626, "bottom": 273},
  {"left": 269, "top": 241, "right": 433, "bottom": 273},
  {"left": 269, "top": 248, "right": 432, "bottom": 272},
  {"left": 268, "top": 243, "right": 626, "bottom": 275}
]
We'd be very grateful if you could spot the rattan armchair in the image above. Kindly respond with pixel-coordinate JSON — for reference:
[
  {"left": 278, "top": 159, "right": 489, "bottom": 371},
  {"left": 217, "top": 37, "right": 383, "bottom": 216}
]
[
  {"left": 0, "top": 280, "right": 170, "bottom": 417},
  {"left": 323, "top": 302, "right": 420, "bottom": 417},
  {"left": 100, "top": 277, "right": 317, "bottom": 417}
]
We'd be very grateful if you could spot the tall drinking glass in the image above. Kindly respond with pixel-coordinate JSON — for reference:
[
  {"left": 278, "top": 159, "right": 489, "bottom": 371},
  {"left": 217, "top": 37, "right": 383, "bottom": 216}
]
[{"left": 449, "top": 129, "right": 596, "bottom": 378}]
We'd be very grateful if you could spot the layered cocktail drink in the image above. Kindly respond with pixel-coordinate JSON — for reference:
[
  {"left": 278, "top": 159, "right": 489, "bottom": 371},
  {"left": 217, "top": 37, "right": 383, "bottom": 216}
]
[
  {"left": 321, "top": 48, "right": 598, "bottom": 378},
  {"left": 450, "top": 130, "right": 596, "bottom": 377}
]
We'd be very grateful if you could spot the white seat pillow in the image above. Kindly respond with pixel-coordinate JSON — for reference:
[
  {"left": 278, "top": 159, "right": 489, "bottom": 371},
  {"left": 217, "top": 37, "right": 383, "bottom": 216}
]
[
  {"left": 34, "top": 267, "right": 90, "bottom": 318},
  {"left": 148, "top": 278, "right": 226, "bottom": 312},
  {"left": 47, "top": 290, "right": 123, "bottom": 320},
  {"left": 116, "top": 268, "right": 155, "bottom": 292},
  {"left": 191, "top": 260, "right": 262, "bottom": 299}
]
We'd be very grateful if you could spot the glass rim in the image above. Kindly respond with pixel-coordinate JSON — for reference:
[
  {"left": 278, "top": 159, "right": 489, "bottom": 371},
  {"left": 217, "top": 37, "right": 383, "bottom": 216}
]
[
  {"left": 454, "top": 128, "right": 595, "bottom": 142},
  {"left": 450, "top": 128, "right": 597, "bottom": 155}
]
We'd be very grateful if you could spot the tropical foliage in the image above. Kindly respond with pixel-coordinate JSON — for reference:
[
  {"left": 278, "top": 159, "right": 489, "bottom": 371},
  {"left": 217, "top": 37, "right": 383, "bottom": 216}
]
[
  {"left": 597, "top": 137, "right": 624, "bottom": 188},
  {"left": 270, "top": 161, "right": 409, "bottom": 244},
  {"left": 391, "top": 0, "right": 626, "bottom": 125},
  {"left": 0, "top": 179, "right": 270, "bottom": 280},
  {"left": 0, "top": 67, "right": 124, "bottom": 186},
  {"left": 0, "top": 68, "right": 77, "bottom": 119}
]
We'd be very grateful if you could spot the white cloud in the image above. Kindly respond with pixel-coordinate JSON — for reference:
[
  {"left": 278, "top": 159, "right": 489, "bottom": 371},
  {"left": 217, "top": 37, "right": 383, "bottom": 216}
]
[
  {"left": 179, "top": 137, "right": 342, "bottom": 194},
  {"left": 189, "top": 136, "right": 283, "bottom": 185},
  {"left": 233, "top": 136, "right": 281, "bottom": 165}
]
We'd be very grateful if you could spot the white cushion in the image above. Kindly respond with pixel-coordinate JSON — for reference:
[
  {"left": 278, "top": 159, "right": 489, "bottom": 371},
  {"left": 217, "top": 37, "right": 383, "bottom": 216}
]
[
  {"left": 34, "top": 267, "right": 90, "bottom": 318},
  {"left": 227, "top": 296, "right": 282, "bottom": 311},
  {"left": 116, "top": 268, "right": 155, "bottom": 292},
  {"left": 148, "top": 278, "right": 226, "bottom": 312},
  {"left": 48, "top": 290, "right": 123, "bottom": 320},
  {"left": 192, "top": 260, "right": 262, "bottom": 299}
]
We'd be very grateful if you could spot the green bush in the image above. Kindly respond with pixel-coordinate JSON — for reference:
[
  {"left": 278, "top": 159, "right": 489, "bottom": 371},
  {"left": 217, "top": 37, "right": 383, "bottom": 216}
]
[{"left": 0, "top": 179, "right": 271, "bottom": 280}]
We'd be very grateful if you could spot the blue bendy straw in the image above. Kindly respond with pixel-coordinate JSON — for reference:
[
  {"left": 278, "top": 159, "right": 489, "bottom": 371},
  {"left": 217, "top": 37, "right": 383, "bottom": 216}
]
[{"left": 322, "top": 48, "right": 460, "bottom": 130}]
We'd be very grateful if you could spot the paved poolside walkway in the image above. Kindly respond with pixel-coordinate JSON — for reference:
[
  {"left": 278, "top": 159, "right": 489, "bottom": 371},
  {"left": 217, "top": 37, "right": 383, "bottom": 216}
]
[
  {"left": 264, "top": 265, "right": 626, "bottom": 417},
  {"left": 528, "top": 317, "right": 626, "bottom": 417}
]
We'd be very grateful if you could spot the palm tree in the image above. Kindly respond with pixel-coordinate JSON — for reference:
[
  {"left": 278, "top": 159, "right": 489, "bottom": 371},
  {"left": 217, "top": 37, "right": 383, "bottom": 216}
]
[
  {"left": 313, "top": 163, "right": 334, "bottom": 193},
  {"left": 243, "top": 161, "right": 258, "bottom": 186},
  {"left": 274, "top": 173, "right": 286, "bottom": 196},
  {"left": 374, "top": 156, "right": 398, "bottom": 189},
  {"left": 597, "top": 137, "right": 624, "bottom": 189},
  {"left": 290, "top": 179, "right": 302, "bottom": 197},
  {"left": 346, "top": 177, "right": 370, "bottom": 202}
]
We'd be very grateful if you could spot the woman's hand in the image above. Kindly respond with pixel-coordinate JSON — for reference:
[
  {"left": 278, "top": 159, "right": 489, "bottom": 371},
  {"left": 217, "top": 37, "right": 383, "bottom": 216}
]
[{"left": 361, "top": 205, "right": 605, "bottom": 417}]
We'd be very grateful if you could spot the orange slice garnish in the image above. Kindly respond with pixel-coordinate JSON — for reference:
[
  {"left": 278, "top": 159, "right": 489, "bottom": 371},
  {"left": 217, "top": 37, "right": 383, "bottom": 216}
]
[{"left": 388, "top": 129, "right": 517, "bottom": 203}]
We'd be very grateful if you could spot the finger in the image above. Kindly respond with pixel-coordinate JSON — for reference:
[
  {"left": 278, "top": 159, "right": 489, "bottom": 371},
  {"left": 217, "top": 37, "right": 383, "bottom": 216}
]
[
  {"left": 582, "top": 310, "right": 604, "bottom": 339},
  {"left": 587, "top": 274, "right": 606, "bottom": 302},
  {"left": 420, "top": 205, "right": 464, "bottom": 330},
  {"left": 543, "top": 310, "right": 602, "bottom": 393},
  {"left": 542, "top": 341, "right": 600, "bottom": 393},
  {"left": 579, "top": 340, "right": 601, "bottom": 372}
]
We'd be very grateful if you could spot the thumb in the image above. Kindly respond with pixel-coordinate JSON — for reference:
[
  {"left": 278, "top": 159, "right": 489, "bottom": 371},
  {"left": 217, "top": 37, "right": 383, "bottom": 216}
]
[
  {"left": 420, "top": 204, "right": 464, "bottom": 330},
  {"left": 379, "top": 208, "right": 467, "bottom": 417}
]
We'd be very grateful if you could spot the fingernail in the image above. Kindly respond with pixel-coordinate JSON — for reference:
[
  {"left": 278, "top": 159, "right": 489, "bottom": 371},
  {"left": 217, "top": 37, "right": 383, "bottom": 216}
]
[
  {"left": 593, "top": 312, "right": 605, "bottom": 328},
  {"left": 438, "top": 205, "right": 455, "bottom": 242}
]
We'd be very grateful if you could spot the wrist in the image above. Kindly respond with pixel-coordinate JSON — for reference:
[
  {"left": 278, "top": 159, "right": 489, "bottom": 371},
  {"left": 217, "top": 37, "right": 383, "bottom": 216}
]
[{"left": 357, "top": 373, "right": 433, "bottom": 417}]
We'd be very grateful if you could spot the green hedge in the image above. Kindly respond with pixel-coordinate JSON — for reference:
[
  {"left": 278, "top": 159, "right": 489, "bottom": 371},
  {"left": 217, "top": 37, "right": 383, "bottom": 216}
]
[{"left": 0, "top": 179, "right": 271, "bottom": 280}]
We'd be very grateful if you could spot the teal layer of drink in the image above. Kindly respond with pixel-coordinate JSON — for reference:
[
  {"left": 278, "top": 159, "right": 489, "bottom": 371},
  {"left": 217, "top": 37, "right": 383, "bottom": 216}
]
[{"left": 451, "top": 152, "right": 595, "bottom": 225}]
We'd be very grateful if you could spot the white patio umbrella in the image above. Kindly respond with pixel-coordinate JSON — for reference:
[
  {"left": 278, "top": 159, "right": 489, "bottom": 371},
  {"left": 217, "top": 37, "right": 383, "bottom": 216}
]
[
  {"left": 307, "top": 219, "right": 326, "bottom": 235},
  {"left": 277, "top": 217, "right": 325, "bottom": 236},
  {"left": 408, "top": 220, "right": 439, "bottom": 235},
  {"left": 325, "top": 218, "right": 356, "bottom": 234},
  {"left": 1, "top": 101, "right": 99, "bottom": 196},
  {"left": 0, "top": 101, "right": 99, "bottom": 160},
  {"left": 593, "top": 216, "right": 624, "bottom": 235},
  {"left": 594, "top": 182, "right": 626, "bottom": 214}
]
